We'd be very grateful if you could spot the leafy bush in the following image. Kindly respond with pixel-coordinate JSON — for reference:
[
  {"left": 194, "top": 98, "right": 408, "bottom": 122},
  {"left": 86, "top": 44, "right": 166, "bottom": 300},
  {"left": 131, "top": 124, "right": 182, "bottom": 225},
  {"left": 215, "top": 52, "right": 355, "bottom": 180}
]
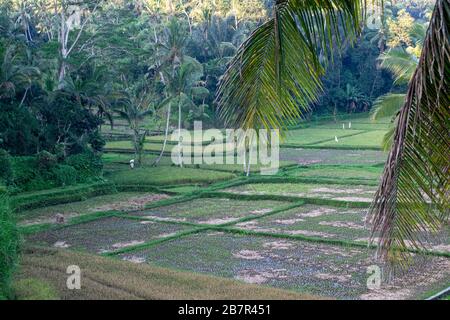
[
  {"left": 51, "top": 165, "right": 78, "bottom": 187},
  {"left": 89, "top": 131, "right": 106, "bottom": 153},
  {"left": 66, "top": 151, "right": 103, "bottom": 182},
  {"left": 0, "top": 189, "right": 19, "bottom": 299},
  {"left": 7, "top": 151, "right": 103, "bottom": 193},
  {"left": 0, "top": 149, "right": 12, "bottom": 184},
  {"left": 36, "top": 151, "right": 57, "bottom": 171},
  {"left": 10, "top": 157, "right": 38, "bottom": 191}
]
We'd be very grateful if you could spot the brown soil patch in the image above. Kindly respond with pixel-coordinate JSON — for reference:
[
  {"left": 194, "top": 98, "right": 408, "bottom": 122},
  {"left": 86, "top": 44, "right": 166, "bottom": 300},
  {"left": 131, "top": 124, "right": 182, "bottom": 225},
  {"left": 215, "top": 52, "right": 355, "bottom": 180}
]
[
  {"left": 333, "top": 196, "right": 373, "bottom": 202},
  {"left": 315, "top": 273, "right": 351, "bottom": 283},
  {"left": 111, "top": 240, "right": 145, "bottom": 249},
  {"left": 235, "top": 268, "right": 289, "bottom": 284},
  {"left": 232, "top": 250, "right": 264, "bottom": 260},
  {"left": 92, "top": 194, "right": 170, "bottom": 212},
  {"left": 263, "top": 240, "right": 296, "bottom": 250},
  {"left": 286, "top": 230, "right": 335, "bottom": 238},
  {"left": 273, "top": 218, "right": 305, "bottom": 225},
  {"left": 297, "top": 208, "right": 337, "bottom": 218},
  {"left": 198, "top": 217, "right": 239, "bottom": 225},
  {"left": 234, "top": 221, "right": 279, "bottom": 233},
  {"left": 122, "top": 256, "right": 146, "bottom": 264},
  {"left": 53, "top": 241, "right": 70, "bottom": 248},
  {"left": 250, "top": 208, "right": 273, "bottom": 215},
  {"left": 431, "top": 244, "right": 450, "bottom": 253},
  {"left": 319, "top": 221, "right": 366, "bottom": 230},
  {"left": 156, "top": 232, "right": 178, "bottom": 239},
  {"left": 145, "top": 215, "right": 187, "bottom": 223},
  {"left": 312, "top": 187, "right": 366, "bottom": 194}
]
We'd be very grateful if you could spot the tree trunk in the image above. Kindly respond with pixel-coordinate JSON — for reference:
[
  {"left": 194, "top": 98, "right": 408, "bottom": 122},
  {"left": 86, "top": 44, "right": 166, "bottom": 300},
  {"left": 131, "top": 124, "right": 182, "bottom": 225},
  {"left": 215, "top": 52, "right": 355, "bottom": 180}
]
[
  {"left": 153, "top": 101, "right": 171, "bottom": 166},
  {"left": 133, "top": 128, "right": 140, "bottom": 166},
  {"left": 178, "top": 96, "right": 183, "bottom": 168}
]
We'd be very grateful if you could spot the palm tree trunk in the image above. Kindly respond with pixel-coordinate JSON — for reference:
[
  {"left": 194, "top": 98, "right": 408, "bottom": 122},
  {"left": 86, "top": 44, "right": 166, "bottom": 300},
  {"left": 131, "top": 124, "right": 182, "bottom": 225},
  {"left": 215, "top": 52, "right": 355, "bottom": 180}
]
[
  {"left": 153, "top": 101, "right": 171, "bottom": 166},
  {"left": 245, "top": 149, "right": 251, "bottom": 177},
  {"left": 133, "top": 128, "right": 139, "bottom": 166},
  {"left": 178, "top": 96, "right": 183, "bottom": 168}
]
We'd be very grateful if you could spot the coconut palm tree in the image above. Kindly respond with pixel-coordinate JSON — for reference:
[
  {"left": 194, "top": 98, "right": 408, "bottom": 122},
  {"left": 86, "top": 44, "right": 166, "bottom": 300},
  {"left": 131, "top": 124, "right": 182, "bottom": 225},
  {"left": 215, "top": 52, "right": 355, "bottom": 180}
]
[
  {"left": 217, "top": 0, "right": 449, "bottom": 265},
  {"left": 152, "top": 17, "right": 188, "bottom": 166},
  {"left": 0, "top": 45, "right": 40, "bottom": 102},
  {"left": 113, "top": 82, "right": 154, "bottom": 166},
  {"left": 158, "top": 58, "right": 206, "bottom": 167}
]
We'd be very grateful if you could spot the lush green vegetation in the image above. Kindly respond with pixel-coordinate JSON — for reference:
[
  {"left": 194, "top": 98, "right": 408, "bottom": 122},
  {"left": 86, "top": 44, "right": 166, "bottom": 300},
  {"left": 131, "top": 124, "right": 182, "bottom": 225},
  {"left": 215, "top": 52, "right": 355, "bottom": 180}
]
[
  {"left": 0, "top": 188, "right": 19, "bottom": 299},
  {"left": 106, "top": 166, "right": 235, "bottom": 186},
  {"left": 0, "top": 0, "right": 448, "bottom": 300}
]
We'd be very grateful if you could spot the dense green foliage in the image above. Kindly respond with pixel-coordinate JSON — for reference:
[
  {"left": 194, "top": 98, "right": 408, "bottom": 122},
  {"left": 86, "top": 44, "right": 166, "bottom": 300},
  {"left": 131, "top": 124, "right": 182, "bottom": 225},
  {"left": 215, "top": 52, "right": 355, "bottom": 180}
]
[
  {"left": 5, "top": 150, "right": 103, "bottom": 193},
  {"left": 0, "top": 0, "right": 430, "bottom": 162},
  {"left": 0, "top": 1, "right": 434, "bottom": 171},
  {"left": 0, "top": 188, "right": 19, "bottom": 299}
]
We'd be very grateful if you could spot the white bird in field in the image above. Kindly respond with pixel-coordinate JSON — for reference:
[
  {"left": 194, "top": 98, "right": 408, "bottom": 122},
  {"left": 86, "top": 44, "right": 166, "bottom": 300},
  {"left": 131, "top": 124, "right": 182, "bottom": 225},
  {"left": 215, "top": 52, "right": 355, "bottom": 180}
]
[
  {"left": 349, "top": 122, "right": 352, "bottom": 129},
  {"left": 335, "top": 136, "right": 339, "bottom": 143},
  {"left": 343, "top": 123, "right": 345, "bottom": 130}
]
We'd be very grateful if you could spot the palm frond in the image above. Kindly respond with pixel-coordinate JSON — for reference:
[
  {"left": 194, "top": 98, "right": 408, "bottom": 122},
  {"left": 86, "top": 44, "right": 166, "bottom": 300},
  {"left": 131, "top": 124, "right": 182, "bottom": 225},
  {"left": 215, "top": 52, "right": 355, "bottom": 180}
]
[
  {"left": 370, "top": 93, "right": 405, "bottom": 120},
  {"left": 216, "top": 0, "right": 365, "bottom": 135},
  {"left": 381, "top": 121, "right": 396, "bottom": 152},
  {"left": 409, "top": 22, "right": 427, "bottom": 48},
  {"left": 379, "top": 48, "right": 418, "bottom": 85},
  {"left": 369, "top": 0, "right": 450, "bottom": 267}
]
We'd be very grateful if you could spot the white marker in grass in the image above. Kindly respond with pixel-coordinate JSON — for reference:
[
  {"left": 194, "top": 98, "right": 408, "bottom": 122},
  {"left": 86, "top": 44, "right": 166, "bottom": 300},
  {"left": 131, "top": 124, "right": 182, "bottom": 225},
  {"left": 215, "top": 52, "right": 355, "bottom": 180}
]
[
  {"left": 343, "top": 123, "right": 345, "bottom": 130},
  {"left": 349, "top": 122, "right": 352, "bottom": 129}
]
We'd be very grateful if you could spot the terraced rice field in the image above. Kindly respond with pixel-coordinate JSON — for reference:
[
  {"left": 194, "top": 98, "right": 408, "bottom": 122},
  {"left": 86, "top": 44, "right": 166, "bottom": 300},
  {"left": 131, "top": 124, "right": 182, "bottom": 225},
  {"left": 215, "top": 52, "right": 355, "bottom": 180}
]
[{"left": 21, "top": 114, "right": 449, "bottom": 300}]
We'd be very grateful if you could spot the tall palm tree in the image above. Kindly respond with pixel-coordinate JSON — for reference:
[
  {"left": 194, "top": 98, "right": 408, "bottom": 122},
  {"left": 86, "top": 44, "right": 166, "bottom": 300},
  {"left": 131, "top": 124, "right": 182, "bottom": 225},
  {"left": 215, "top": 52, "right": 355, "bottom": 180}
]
[
  {"left": 62, "top": 66, "right": 114, "bottom": 128},
  {"left": 152, "top": 17, "right": 188, "bottom": 166},
  {"left": 217, "top": 0, "right": 449, "bottom": 265},
  {"left": 159, "top": 58, "right": 206, "bottom": 167},
  {"left": 0, "top": 45, "right": 40, "bottom": 101},
  {"left": 113, "top": 82, "right": 154, "bottom": 166}
]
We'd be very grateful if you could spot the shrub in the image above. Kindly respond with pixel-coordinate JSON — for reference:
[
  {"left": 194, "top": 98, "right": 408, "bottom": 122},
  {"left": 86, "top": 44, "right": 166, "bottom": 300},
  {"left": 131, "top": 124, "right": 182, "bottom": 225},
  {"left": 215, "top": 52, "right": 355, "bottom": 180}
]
[
  {"left": 51, "top": 165, "right": 78, "bottom": 187},
  {"left": 0, "top": 149, "right": 13, "bottom": 184},
  {"left": 36, "top": 151, "right": 57, "bottom": 171},
  {"left": 0, "top": 189, "right": 20, "bottom": 299},
  {"left": 89, "top": 131, "right": 106, "bottom": 153},
  {"left": 10, "top": 157, "right": 38, "bottom": 191},
  {"left": 66, "top": 151, "right": 103, "bottom": 182}
]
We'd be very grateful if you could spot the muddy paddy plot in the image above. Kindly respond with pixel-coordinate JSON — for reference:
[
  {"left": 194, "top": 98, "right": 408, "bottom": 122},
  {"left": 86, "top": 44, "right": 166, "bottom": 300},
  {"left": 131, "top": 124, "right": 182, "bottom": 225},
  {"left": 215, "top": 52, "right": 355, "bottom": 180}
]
[
  {"left": 27, "top": 216, "right": 193, "bottom": 254},
  {"left": 118, "top": 232, "right": 449, "bottom": 299},
  {"left": 280, "top": 148, "right": 386, "bottom": 166},
  {"left": 235, "top": 205, "right": 370, "bottom": 241},
  {"left": 131, "top": 198, "right": 289, "bottom": 225},
  {"left": 18, "top": 192, "right": 170, "bottom": 226},
  {"left": 221, "top": 183, "right": 377, "bottom": 202}
]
